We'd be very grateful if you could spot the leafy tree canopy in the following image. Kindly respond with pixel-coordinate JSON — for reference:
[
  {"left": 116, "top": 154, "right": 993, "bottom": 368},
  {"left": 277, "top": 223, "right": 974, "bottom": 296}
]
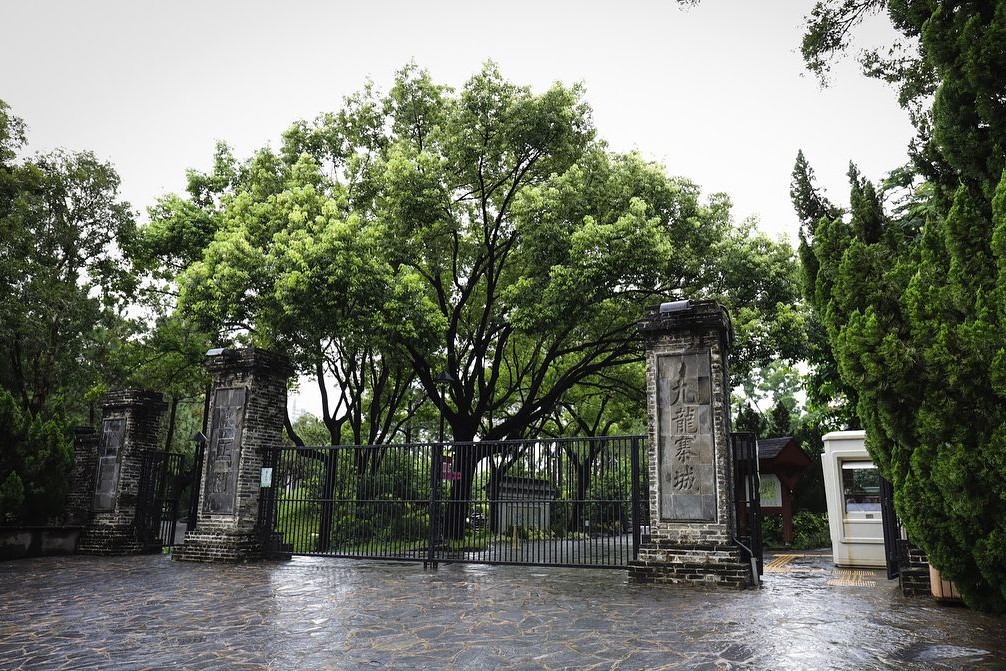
[
  {"left": 145, "top": 63, "right": 803, "bottom": 537},
  {"left": 0, "top": 99, "right": 135, "bottom": 521},
  {"left": 795, "top": 1, "right": 1006, "bottom": 611},
  {"left": 152, "top": 63, "right": 803, "bottom": 449}
]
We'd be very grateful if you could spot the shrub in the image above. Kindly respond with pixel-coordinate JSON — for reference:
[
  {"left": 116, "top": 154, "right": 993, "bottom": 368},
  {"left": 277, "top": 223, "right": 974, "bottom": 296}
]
[
  {"left": 792, "top": 511, "right": 830, "bottom": 549},
  {"left": 0, "top": 390, "right": 72, "bottom": 523}
]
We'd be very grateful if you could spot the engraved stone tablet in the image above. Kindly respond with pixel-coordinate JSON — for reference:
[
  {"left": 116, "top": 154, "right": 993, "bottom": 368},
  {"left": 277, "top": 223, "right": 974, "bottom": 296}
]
[
  {"left": 202, "top": 388, "right": 246, "bottom": 514},
  {"left": 93, "top": 418, "right": 125, "bottom": 511},
  {"left": 656, "top": 352, "right": 716, "bottom": 521}
]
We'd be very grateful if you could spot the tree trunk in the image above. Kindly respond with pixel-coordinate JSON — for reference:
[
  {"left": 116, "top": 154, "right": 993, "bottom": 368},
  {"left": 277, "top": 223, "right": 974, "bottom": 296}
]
[
  {"left": 163, "top": 395, "right": 180, "bottom": 452},
  {"left": 442, "top": 446, "right": 476, "bottom": 540},
  {"left": 569, "top": 461, "right": 592, "bottom": 534},
  {"left": 316, "top": 449, "right": 340, "bottom": 552}
]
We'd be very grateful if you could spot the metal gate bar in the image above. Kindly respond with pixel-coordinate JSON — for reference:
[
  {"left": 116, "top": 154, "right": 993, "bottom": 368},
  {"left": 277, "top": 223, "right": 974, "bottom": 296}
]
[
  {"left": 137, "top": 451, "right": 187, "bottom": 547},
  {"left": 265, "top": 436, "right": 647, "bottom": 569},
  {"left": 731, "top": 432, "right": 763, "bottom": 576}
]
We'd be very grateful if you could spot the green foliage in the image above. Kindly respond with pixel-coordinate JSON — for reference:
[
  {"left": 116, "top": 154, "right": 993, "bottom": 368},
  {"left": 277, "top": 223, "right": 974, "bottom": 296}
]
[
  {"left": 732, "top": 361, "right": 803, "bottom": 438},
  {"left": 287, "top": 414, "right": 333, "bottom": 446},
  {"left": 799, "top": 3, "right": 1006, "bottom": 612},
  {"left": 0, "top": 389, "right": 72, "bottom": 523},
  {"left": 793, "top": 512, "right": 831, "bottom": 549},
  {"left": 734, "top": 403, "right": 766, "bottom": 436},
  {"left": 0, "top": 107, "right": 136, "bottom": 422},
  {"left": 761, "top": 512, "right": 830, "bottom": 550},
  {"left": 791, "top": 412, "right": 829, "bottom": 514},
  {"left": 0, "top": 100, "right": 135, "bottom": 522},
  {"left": 153, "top": 63, "right": 803, "bottom": 454},
  {"left": 762, "top": 514, "right": 783, "bottom": 547}
]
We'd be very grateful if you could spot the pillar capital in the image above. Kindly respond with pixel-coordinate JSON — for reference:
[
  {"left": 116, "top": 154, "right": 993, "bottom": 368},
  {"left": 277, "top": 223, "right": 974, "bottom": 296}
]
[
  {"left": 100, "top": 389, "right": 169, "bottom": 412},
  {"left": 204, "top": 347, "right": 294, "bottom": 379},
  {"left": 637, "top": 299, "right": 733, "bottom": 344}
]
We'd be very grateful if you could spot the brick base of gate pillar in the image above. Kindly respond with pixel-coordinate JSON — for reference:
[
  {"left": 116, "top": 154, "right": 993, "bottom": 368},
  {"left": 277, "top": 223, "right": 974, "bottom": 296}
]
[
  {"left": 629, "top": 300, "right": 752, "bottom": 589},
  {"left": 78, "top": 390, "right": 167, "bottom": 556},
  {"left": 173, "top": 347, "right": 292, "bottom": 564},
  {"left": 629, "top": 543, "right": 750, "bottom": 588},
  {"left": 77, "top": 526, "right": 162, "bottom": 556},
  {"left": 171, "top": 530, "right": 263, "bottom": 562},
  {"left": 899, "top": 542, "right": 933, "bottom": 597}
]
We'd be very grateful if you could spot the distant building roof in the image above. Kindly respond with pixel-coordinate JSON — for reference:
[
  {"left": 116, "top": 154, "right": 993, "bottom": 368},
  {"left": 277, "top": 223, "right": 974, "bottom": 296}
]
[
  {"left": 485, "top": 475, "right": 556, "bottom": 498},
  {"left": 758, "top": 437, "right": 793, "bottom": 460}
]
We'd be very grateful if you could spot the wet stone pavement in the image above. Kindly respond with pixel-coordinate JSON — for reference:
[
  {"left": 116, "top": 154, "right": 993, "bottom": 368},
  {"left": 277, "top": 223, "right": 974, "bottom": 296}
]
[{"left": 0, "top": 551, "right": 1003, "bottom": 670}]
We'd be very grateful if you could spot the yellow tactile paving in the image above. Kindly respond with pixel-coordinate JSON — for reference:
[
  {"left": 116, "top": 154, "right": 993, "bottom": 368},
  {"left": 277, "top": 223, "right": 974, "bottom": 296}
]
[
  {"left": 764, "top": 553, "right": 831, "bottom": 573},
  {"left": 827, "top": 569, "right": 879, "bottom": 587},
  {"left": 764, "top": 554, "right": 798, "bottom": 572}
]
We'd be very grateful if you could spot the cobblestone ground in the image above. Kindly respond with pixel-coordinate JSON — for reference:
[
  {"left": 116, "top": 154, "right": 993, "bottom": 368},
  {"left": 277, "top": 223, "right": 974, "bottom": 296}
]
[{"left": 1, "top": 551, "right": 1003, "bottom": 670}]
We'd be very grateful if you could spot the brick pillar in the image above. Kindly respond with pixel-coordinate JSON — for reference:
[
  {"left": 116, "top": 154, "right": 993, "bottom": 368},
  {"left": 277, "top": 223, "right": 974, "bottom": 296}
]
[
  {"left": 78, "top": 390, "right": 167, "bottom": 555},
  {"left": 899, "top": 542, "right": 933, "bottom": 596},
  {"left": 173, "top": 347, "right": 292, "bottom": 563},
  {"left": 65, "top": 427, "right": 99, "bottom": 526},
  {"left": 628, "top": 300, "right": 751, "bottom": 588}
]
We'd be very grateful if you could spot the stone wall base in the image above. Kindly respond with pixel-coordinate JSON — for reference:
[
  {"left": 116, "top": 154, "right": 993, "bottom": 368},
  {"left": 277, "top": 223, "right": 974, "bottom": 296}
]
[
  {"left": 172, "top": 529, "right": 266, "bottom": 563},
  {"left": 899, "top": 543, "right": 933, "bottom": 597},
  {"left": 0, "top": 527, "right": 82, "bottom": 560},
  {"left": 629, "top": 543, "right": 752, "bottom": 589},
  {"left": 77, "top": 525, "right": 160, "bottom": 556}
]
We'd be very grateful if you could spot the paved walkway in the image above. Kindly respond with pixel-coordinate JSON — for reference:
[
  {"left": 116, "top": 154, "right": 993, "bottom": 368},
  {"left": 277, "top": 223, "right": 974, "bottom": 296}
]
[{"left": 1, "top": 551, "right": 1003, "bottom": 670}]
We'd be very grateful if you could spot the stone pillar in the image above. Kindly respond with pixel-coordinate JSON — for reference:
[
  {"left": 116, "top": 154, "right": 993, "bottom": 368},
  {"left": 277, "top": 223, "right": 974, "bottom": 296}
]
[
  {"left": 78, "top": 390, "right": 167, "bottom": 555},
  {"left": 628, "top": 300, "right": 751, "bottom": 588},
  {"left": 173, "top": 347, "right": 292, "bottom": 563},
  {"left": 65, "top": 427, "right": 99, "bottom": 526}
]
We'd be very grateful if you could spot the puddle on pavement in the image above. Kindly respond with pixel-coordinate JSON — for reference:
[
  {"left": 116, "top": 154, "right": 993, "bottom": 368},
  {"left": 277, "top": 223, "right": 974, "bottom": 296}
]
[{"left": 893, "top": 643, "right": 992, "bottom": 664}]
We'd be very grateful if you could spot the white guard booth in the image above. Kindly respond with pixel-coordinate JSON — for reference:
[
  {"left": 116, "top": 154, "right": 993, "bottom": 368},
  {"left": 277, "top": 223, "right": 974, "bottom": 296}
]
[{"left": 822, "top": 430, "right": 885, "bottom": 568}]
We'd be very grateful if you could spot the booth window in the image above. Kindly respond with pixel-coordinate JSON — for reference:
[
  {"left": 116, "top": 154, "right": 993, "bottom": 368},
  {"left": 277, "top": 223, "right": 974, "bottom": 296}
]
[{"left": 841, "top": 461, "right": 881, "bottom": 517}]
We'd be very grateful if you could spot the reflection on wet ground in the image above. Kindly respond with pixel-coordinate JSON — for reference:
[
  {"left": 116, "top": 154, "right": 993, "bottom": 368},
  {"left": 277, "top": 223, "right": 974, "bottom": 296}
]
[{"left": 0, "top": 551, "right": 1002, "bottom": 670}]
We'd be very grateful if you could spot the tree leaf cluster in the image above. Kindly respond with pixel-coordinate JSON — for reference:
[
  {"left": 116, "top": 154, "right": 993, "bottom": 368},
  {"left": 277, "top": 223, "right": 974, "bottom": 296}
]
[
  {"left": 0, "top": 100, "right": 136, "bottom": 520},
  {"left": 147, "top": 63, "right": 803, "bottom": 453},
  {"left": 797, "top": 1, "right": 1006, "bottom": 612}
]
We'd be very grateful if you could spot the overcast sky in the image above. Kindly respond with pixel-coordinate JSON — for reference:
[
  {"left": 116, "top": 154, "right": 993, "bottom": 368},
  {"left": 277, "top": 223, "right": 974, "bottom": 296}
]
[{"left": 5, "top": 0, "right": 914, "bottom": 242}]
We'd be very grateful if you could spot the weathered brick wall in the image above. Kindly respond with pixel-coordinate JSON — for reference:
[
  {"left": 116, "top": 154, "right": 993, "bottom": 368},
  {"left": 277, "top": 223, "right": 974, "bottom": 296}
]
[
  {"left": 78, "top": 390, "right": 167, "bottom": 555},
  {"left": 639, "top": 330, "right": 736, "bottom": 547},
  {"left": 628, "top": 544, "right": 750, "bottom": 588},
  {"left": 173, "top": 347, "right": 291, "bottom": 563},
  {"left": 66, "top": 427, "right": 98, "bottom": 526},
  {"left": 629, "top": 301, "right": 750, "bottom": 588},
  {"left": 899, "top": 541, "right": 933, "bottom": 597}
]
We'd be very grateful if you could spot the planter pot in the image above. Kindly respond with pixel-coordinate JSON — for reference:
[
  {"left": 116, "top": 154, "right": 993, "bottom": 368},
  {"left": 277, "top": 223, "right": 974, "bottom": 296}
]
[{"left": 929, "top": 565, "right": 964, "bottom": 603}]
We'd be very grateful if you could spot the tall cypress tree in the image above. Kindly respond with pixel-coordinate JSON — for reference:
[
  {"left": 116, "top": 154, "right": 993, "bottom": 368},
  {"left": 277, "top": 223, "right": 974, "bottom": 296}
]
[{"left": 801, "top": 1, "right": 1006, "bottom": 611}]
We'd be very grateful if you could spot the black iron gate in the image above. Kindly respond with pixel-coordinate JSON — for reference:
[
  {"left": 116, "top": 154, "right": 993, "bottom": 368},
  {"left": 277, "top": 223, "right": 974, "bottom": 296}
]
[
  {"left": 732, "top": 432, "right": 763, "bottom": 578},
  {"left": 262, "top": 436, "right": 647, "bottom": 568},
  {"left": 137, "top": 451, "right": 196, "bottom": 547},
  {"left": 879, "top": 475, "right": 903, "bottom": 580}
]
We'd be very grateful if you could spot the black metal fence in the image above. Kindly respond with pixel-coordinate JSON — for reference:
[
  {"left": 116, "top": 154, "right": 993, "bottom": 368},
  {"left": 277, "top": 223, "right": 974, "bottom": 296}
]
[
  {"left": 732, "top": 432, "right": 763, "bottom": 577},
  {"left": 137, "top": 451, "right": 189, "bottom": 547},
  {"left": 263, "top": 436, "right": 647, "bottom": 568}
]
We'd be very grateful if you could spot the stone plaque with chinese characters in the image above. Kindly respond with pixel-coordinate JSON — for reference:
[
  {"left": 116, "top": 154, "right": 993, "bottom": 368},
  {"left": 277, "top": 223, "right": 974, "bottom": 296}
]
[
  {"left": 202, "top": 388, "right": 245, "bottom": 514},
  {"left": 657, "top": 352, "right": 716, "bottom": 521},
  {"left": 93, "top": 417, "right": 125, "bottom": 511}
]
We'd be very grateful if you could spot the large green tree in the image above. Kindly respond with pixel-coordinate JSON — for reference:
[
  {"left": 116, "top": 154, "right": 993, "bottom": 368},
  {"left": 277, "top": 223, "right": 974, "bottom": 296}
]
[
  {"left": 798, "top": 1, "right": 1006, "bottom": 611},
  {"left": 160, "top": 63, "right": 803, "bottom": 538},
  {"left": 0, "top": 100, "right": 135, "bottom": 521}
]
